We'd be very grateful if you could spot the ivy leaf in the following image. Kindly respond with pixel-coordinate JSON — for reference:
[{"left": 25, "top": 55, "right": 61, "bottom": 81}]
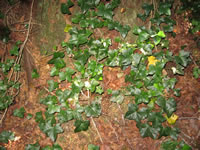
[
  {"left": 64, "top": 24, "right": 72, "bottom": 32},
  {"left": 47, "top": 105, "right": 61, "bottom": 114},
  {"left": 13, "top": 107, "right": 26, "bottom": 118},
  {"left": 137, "top": 123, "right": 158, "bottom": 139},
  {"left": 69, "top": 28, "right": 92, "bottom": 47},
  {"left": 106, "top": 49, "right": 120, "bottom": 67},
  {"left": 31, "top": 69, "right": 39, "bottom": 79},
  {"left": 57, "top": 109, "right": 74, "bottom": 123},
  {"left": 142, "top": 3, "right": 153, "bottom": 16},
  {"left": 0, "top": 131, "right": 15, "bottom": 143},
  {"left": 97, "top": 3, "right": 113, "bottom": 20},
  {"left": 153, "top": 36, "right": 161, "bottom": 45},
  {"left": 124, "top": 103, "right": 141, "bottom": 122},
  {"left": 85, "top": 103, "right": 101, "bottom": 117},
  {"left": 132, "top": 53, "right": 142, "bottom": 67},
  {"left": 48, "top": 52, "right": 65, "bottom": 63},
  {"left": 156, "top": 97, "right": 176, "bottom": 117},
  {"left": 88, "top": 144, "right": 100, "bottom": 150},
  {"left": 61, "top": 0, "right": 74, "bottom": 15},
  {"left": 175, "top": 50, "right": 190, "bottom": 67},
  {"left": 74, "top": 120, "right": 90, "bottom": 133},
  {"left": 61, "top": 3, "right": 71, "bottom": 15},
  {"left": 148, "top": 112, "right": 166, "bottom": 127},
  {"left": 56, "top": 89, "right": 71, "bottom": 103},
  {"left": 25, "top": 142, "right": 40, "bottom": 150},
  {"left": 163, "top": 25, "right": 174, "bottom": 32},
  {"left": 158, "top": 2, "right": 171, "bottom": 16},
  {"left": 48, "top": 80, "right": 59, "bottom": 92},
  {"left": 35, "top": 111, "right": 44, "bottom": 123},
  {"left": 10, "top": 45, "right": 19, "bottom": 56},
  {"left": 138, "top": 31, "right": 150, "bottom": 42},
  {"left": 78, "top": 0, "right": 100, "bottom": 13},
  {"left": 73, "top": 49, "right": 90, "bottom": 65},
  {"left": 110, "top": 90, "right": 124, "bottom": 104},
  {"left": 48, "top": 52, "right": 66, "bottom": 69},
  {"left": 95, "top": 85, "right": 104, "bottom": 94},
  {"left": 135, "top": 91, "right": 149, "bottom": 104},
  {"left": 50, "top": 67, "right": 59, "bottom": 77},
  {"left": 40, "top": 95, "right": 58, "bottom": 106},
  {"left": 43, "top": 123, "right": 63, "bottom": 142},
  {"left": 133, "top": 25, "right": 142, "bottom": 35},
  {"left": 157, "top": 31, "right": 166, "bottom": 38}
]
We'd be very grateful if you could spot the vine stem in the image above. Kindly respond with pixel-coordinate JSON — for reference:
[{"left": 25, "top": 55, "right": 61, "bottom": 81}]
[{"left": 90, "top": 117, "right": 103, "bottom": 144}]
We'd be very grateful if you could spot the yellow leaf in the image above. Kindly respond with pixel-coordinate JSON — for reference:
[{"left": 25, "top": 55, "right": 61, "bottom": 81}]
[
  {"left": 164, "top": 114, "right": 178, "bottom": 125},
  {"left": 148, "top": 56, "right": 159, "bottom": 66},
  {"left": 64, "top": 24, "right": 72, "bottom": 33}
]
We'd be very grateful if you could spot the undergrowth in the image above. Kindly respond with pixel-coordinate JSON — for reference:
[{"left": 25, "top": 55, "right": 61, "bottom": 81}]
[{"left": 0, "top": 0, "right": 197, "bottom": 149}]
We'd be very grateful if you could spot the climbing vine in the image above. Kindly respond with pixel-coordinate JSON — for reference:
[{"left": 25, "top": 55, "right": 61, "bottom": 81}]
[{"left": 0, "top": 0, "right": 195, "bottom": 149}]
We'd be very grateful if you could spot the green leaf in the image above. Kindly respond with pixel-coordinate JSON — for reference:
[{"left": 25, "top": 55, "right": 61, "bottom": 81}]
[
  {"left": 13, "top": 107, "right": 26, "bottom": 118},
  {"left": 59, "top": 67, "right": 76, "bottom": 82},
  {"left": 85, "top": 103, "right": 101, "bottom": 117},
  {"left": 31, "top": 69, "right": 39, "bottom": 79},
  {"left": 142, "top": 3, "right": 153, "bottom": 16},
  {"left": 132, "top": 53, "right": 142, "bottom": 67},
  {"left": 47, "top": 105, "right": 61, "bottom": 114},
  {"left": 27, "top": 113, "right": 33, "bottom": 120},
  {"left": 74, "top": 120, "right": 90, "bottom": 132},
  {"left": 56, "top": 89, "right": 71, "bottom": 103},
  {"left": 14, "top": 64, "right": 21, "bottom": 71},
  {"left": 50, "top": 67, "right": 59, "bottom": 77},
  {"left": 48, "top": 52, "right": 66, "bottom": 69},
  {"left": 10, "top": 45, "right": 19, "bottom": 56},
  {"left": 25, "top": 142, "right": 40, "bottom": 150},
  {"left": 61, "top": 1, "right": 74, "bottom": 15},
  {"left": 57, "top": 109, "right": 74, "bottom": 123},
  {"left": 0, "top": 131, "right": 15, "bottom": 143},
  {"left": 88, "top": 144, "right": 100, "bottom": 150},
  {"left": 69, "top": 28, "right": 92, "bottom": 47},
  {"left": 97, "top": 3, "right": 113, "bottom": 20},
  {"left": 148, "top": 112, "right": 166, "bottom": 126},
  {"left": 133, "top": 25, "right": 142, "bottom": 35},
  {"left": 135, "top": 91, "right": 149, "bottom": 104},
  {"left": 124, "top": 103, "right": 141, "bottom": 122},
  {"left": 193, "top": 67, "right": 200, "bottom": 79},
  {"left": 48, "top": 80, "right": 59, "bottom": 92},
  {"left": 153, "top": 36, "right": 161, "bottom": 45},
  {"left": 138, "top": 31, "right": 150, "bottom": 42},
  {"left": 35, "top": 111, "right": 44, "bottom": 123},
  {"left": 78, "top": 0, "right": 100, "bottom": 13},
  {"left": 158, "top": 2, "right": 171, "bottom": 16},
  {"left": 43, "top": 123, "right": 63, "bottom": 142},
  {"left": 157, "top": 31, "right": 166, "bottom": 38},
  {"left": 137, "top": 123, "right": 158, "bottom": 139},
  {"left": 156, "top": 97, "right": 176, "bottom": 117},
  {"left": 40, "top": 95, "right": 58, "bottom": 106},
  {"left": 95, "top": 85, "right": 104, "bottom": 94},
  {"left": 110, "top": 90, "right": 124, "bottom": 104}
]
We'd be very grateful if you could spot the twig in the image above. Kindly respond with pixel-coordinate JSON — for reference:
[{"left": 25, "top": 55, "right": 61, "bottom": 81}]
[
  {"left": 16, "top": 0, "right": 34, "bottom": 65},
  {"left": 117, "top": 103, "right": 125, "bottom": 125},
  {"left": 90, "top": 117, "right": 103, "bottom": 144},
  {"left": 0, "top": 108, "right": 8, "bottom": 127}
]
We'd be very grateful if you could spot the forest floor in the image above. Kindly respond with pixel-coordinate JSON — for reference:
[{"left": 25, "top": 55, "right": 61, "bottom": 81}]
[{"left": 0, "top": 0, "right": 200, "bottom": 150}]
